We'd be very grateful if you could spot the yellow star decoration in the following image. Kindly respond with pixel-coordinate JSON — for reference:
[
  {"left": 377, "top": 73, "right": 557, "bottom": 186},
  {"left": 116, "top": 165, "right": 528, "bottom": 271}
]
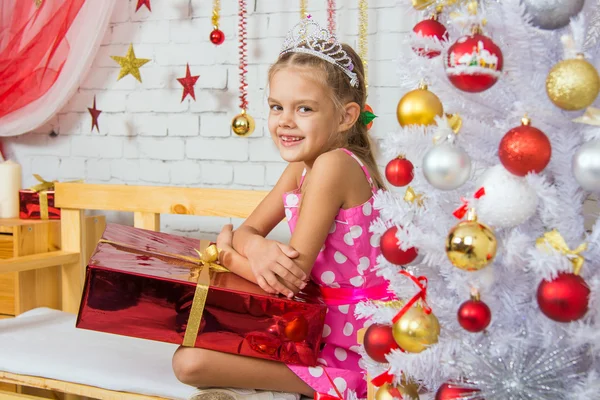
[{"left": 111, "top": 44, "right": 151, "bottom": 83}]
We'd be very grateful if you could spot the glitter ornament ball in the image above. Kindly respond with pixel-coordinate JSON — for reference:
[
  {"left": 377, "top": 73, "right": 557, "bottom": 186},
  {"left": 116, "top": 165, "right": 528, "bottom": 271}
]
[
  {"left": 498, "top": 117, "right": 551, "bottom": 176},
  {"left": 423, "top": 141, "right": 471, "bottom": 191},
  {"left": 477, "top": 164, "right": 539, "bottom": 228},
  {"left": 573, "top": 140, "right": 600, "bottom": 191},
  {"left": 546, "top": 55, "right": 600, "bottom": 111},
  {"left": 392, "top": 305, "right": 440, "bottom": 353},
  {"left": 380, "top": 226, "right": 418, "bottom": 266},
  {"left": 231, "top": 112, "right": 255, "bottom": 137},
  {"left": 537, "top": 272, "right": 590, "bottom": 323},
  {"left": 210, "top": 28, "right": 225, "bottom": 45},
  {"left": 457, "top": 296, "right": 492, "bottom": 333},
  {"left": 435, "top": 382, "right": 480, "bottom": 400},
  {"left": 363, "top": 324, "right": 402, "bottom": 363},
  {"left": 412, "top": 16, "right": 448, "bottom": 58},
  {"left": 376, "top": 382, "right": 420, "bottom": 400},
  {"left": 397, "top": 85, "right": 444, "bottom": 127},
  {"left": 445, "top": 32, "right": 503, "bottom": 93},
  {"left": 446, "top": 211, "right": 497, "bottom": 271},
  {"left": 523, "top": 0, "right": 585, "bottom": 30},
  {"left": 385, "top": 156, "right": 414, "bottom": 187}
]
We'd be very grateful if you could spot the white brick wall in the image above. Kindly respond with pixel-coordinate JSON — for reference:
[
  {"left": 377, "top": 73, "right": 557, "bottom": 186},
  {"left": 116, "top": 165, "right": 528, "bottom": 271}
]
[{"left": 3, "top": 0, "right": 417, "bottom": 238}]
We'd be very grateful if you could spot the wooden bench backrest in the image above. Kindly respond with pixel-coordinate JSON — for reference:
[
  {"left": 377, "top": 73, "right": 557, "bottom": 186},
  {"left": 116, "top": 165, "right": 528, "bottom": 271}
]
[{"left": 54, "top": 183, "right": 268, "bottom": 313}]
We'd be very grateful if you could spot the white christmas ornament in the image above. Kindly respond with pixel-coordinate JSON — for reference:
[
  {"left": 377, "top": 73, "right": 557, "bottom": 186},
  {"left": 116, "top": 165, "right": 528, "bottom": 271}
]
[
  {"left": 522, "top": 0, "right": 585, "bottom": 30},
  {"left": 572, "top": 139, "right": 600, "bottom": 191},
  {"left": 423, "top": 123, "right": 471, "bottom": 191},
  {"left": 477, "top": 165, "right": 539, "bottom": 228}
]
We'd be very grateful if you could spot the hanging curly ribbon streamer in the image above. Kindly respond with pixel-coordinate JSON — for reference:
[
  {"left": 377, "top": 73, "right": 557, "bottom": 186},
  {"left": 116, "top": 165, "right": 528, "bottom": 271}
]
[
  {"left": 358, "top": 0, "right": 368, "bottom": 89},
  {"left": 327, "top": 0, "right": 336, "bottom": 34},
  {"left": 536, "top": 229, "right": 587, "bottom": 275},
  {"left": 313, "top": 367, "right": 344, "bottom": 400},
  {"left": 453, "top": 187, "right": 485, "bottom": 219},
  {"left": 300, "top": 0, "right": 307, "bottom": 19},
  {"left": 371, "top": 369, "right": 395, "bottom": 387},
  {"left": 212, "top": 0, "right": 220, "bottom": 30},
  {"left": 392, "top": 271, "right": 431, "bottom": 324},
  {"left": 238, "top": 0, "right": 248, "bottom": 111}
]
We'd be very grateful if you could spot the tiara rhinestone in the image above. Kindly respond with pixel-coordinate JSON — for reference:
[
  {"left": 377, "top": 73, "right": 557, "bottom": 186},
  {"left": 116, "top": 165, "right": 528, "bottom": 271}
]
[{"left": 280, "top": 18, "right": 359, "bottom": 88}]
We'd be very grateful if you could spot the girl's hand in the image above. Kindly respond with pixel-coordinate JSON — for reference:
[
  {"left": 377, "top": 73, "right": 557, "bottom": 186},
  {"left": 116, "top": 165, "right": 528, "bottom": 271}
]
[
  {"left": 246, "top": 236, "right": 308, "bottom": 298},
  {"left": 217, "top": 224, "right": 234, "bottom": 250}
]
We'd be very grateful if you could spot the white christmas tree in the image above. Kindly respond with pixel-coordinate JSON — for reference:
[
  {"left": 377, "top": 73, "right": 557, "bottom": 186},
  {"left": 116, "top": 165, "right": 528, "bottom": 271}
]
[{"left": 357, "top": 1, "right": 600, "bottom": 399}]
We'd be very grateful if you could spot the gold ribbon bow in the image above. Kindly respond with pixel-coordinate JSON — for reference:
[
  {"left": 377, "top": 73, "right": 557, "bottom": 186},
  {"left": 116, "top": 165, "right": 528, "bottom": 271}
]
[
  {"left": 535, "top": 229, "right": 587, "bottom": 275},
  {"left": 572, "top": 107, "right": 600, "bottom": 126},
  {"left": 28, "top": 174, "right": 82, "bottom": 219},
  {"left": 99, "top": 238, "right": 228, "bottom": 347},
  {"left": 404, "top": 186, "right": 424, "bottom": 207}
]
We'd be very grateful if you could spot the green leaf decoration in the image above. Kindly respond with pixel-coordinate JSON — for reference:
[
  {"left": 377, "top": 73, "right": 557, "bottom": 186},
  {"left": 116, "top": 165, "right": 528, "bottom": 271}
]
[{"left": 360, "top": 110, "right": 377, "bottom": 126}]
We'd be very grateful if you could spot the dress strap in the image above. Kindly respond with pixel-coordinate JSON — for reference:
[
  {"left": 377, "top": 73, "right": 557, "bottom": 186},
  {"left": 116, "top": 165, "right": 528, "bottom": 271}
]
[
  {"left": 339, "top": 148, "right": 377, "bottom": 193},
  {"left": 298, "top": 168, "right": 307, "bottom": 189}
]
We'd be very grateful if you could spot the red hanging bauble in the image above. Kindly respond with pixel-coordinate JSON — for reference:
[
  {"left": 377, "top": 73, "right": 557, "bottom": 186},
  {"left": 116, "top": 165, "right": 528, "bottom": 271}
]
[
  {"left": 385, "top": 156, "right": 414, "bottom": 187},
  {"left": 412, "top": 15, "right": 448, "bottom": 58},
  {"left": 210, "top": 28, "right": 225, "bottom": 45},
  {"left": 363, "top": 324, "right": 401, "bottom": 363},
  {"left": 435, "top": 382, "right": 480, "bottom": 400},
  {"left": 380, "top": 226, "right": 418, "bottom": 266},
  {"left": 537, "top": 272, "right": 590, "bottom": 323},
  {"left": 457, "top": 294, "right": 491, "bottom": 333},
  {"left": 498, "top": 116, "right": 551, "bottom": 177},
  {"left": 445, "top": 29, "right": 503, "bottom": 93}
]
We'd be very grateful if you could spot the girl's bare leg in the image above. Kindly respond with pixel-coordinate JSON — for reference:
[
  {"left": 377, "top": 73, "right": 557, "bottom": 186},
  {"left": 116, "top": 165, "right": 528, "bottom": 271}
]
[{"left": 172, "top": 346, "right": 315, "bottom": 397}]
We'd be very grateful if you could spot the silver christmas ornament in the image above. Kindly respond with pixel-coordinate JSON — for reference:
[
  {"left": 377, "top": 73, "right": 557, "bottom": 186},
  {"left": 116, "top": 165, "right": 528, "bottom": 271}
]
[
  {"left": 523, "top": 0, "right": 585, "bottom": 30},
  {"left": 573, "top": 139, "right": 600, "bottom": 191},
  {"left": 423, "top": 141, "right": 471, "bottom": 190}
]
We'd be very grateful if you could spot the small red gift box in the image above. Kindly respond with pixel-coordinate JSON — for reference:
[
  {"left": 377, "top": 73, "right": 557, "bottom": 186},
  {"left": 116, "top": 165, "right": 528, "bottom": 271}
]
[
  {"left": 19, "top": 189, "right": 60, "bottom": 220},
  {"left": 76, "top": 223, "right": 327, "bottom": 366}
]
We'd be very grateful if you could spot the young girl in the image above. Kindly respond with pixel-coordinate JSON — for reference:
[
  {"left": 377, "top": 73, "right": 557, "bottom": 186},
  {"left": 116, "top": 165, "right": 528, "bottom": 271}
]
[{"left": 173, "top": 18, "right": 391, "bottom": 400}]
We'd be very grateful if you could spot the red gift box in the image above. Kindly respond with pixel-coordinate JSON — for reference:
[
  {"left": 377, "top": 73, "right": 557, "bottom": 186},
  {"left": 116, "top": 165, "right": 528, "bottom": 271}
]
[
  {"left": 76, "top": 223, "right": 327, "bottom": 366},
  {"left": 19, "top": 189, "right": 60, "bottom": 220}
]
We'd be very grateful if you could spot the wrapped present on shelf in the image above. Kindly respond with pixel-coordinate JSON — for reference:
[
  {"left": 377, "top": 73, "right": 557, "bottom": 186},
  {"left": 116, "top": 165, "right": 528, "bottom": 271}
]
[
  {"left": 19, "top": 174, "right": 83, "bottom": 219},
  {"left": 76, "top": 223, "right": 327, "bottom": 366}
]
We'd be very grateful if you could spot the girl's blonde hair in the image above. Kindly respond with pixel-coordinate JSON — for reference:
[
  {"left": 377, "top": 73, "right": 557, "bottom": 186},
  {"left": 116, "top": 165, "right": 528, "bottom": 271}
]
[{"left": 268, "top": 43, "right": 386, "bottom": 190}]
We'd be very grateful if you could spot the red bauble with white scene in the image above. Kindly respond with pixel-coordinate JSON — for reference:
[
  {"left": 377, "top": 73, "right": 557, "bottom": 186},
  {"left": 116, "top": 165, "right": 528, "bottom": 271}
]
[
  {"left": 445, "top": 31, "right": 503, "bottom": 93},
  {"left": 412, "top": 15, "right": 448, "bottom": 58}
]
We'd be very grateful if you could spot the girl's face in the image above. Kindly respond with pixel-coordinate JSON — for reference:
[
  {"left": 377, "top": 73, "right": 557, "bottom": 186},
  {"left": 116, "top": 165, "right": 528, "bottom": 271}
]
[{"left": 267, "top": 67, "right": 341, "bottom": 166}]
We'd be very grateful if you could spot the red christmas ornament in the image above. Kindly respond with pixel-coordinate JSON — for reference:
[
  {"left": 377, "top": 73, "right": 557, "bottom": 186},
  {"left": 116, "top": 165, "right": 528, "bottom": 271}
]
[
  {"left": 210, "top": 29, "right": 225, "bottom": 45},
  {"left": 385, "top": 156, "right": 414, "bottom": 187},
  {"left": 445, "top": 30, "right": 503, "bottom": 92},
  {"left": 135, "top": 0, "right": 151, "bottom": 12},
  {"left": 457, "top": 294, "right": 491, "bottom": 333},
  {"left": 363, "top": 324, "right": 401, "bottom": 363},
  {"left": 537, "top": 272, "right": 590, "bottom": 323},
  {"left": 412, "top": 16, "right": 448, "bottom": 58},
  {"left": 177, "top": 63, "right": 200, "bottom": 102},
  {"left": 87, "top": 95, "right": 102, "bottom": 133},
  {"left": 435, "top": 382, "right": 480, "bottom": 400},
  {"left": 498, "top": 117, "right": 551, "bottom": 177},
  {"left": 380, "top": 226, "right": 418, "bottom": 266}
]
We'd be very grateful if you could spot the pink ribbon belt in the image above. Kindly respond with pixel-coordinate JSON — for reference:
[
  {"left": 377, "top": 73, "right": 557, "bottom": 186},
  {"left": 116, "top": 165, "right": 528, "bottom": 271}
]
[{"left": 319, "top": 283, "right": 393, "bottom": 305}]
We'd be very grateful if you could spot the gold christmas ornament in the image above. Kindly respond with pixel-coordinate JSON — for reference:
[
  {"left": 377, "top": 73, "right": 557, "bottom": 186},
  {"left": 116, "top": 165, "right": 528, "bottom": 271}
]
[
  {"left": 446, "top": 209, "right": 497, "bottom": 271},
  {"left": 546, "top": 54, "right": 600, "bottom": 111},
  {"left": 397, "top": 84, "right": 444, "bottom": 127},
  {"left": 392, "top": 305, "right": 440, "bottom": 353},
  {"left": 231, "top": 111, "right": 255, "bottom": 137},
  {"left": 376, "top": 382, "right": 420, "bottom": 400}
]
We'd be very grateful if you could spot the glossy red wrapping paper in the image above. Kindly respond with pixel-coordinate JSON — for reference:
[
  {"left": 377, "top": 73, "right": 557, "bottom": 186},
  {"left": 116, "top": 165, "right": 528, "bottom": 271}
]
[
  {"left": 18, "top": 190, "right": 60, "bottom": 219},
  {"left": 76, "top": 223, "right": 327, "bottom": 366}
]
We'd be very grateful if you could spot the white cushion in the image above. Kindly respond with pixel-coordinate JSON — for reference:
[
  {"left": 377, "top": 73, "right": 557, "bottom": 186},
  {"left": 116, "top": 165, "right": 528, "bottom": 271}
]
[{"left": 0, "top": 307, "right": 196, "bottom": 399}]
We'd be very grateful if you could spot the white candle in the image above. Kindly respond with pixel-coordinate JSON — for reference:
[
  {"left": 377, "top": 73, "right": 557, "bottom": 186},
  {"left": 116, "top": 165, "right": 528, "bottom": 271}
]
[{"left": 0, "top": 160, "right": 22, "bottom": 219}]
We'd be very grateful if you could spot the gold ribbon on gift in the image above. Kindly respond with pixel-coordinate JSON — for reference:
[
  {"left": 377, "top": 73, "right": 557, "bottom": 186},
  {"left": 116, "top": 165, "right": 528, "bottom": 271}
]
[
  {"left": 404, "top": 186, "right": 424, "bottom": 207},
  {"left": 28, "top": 174, "right": 83, "bottom": 219},
  {"left": 98, "top": 238, "right": 228, "bottom": 346},
  {"left": 572, "top": 107, "right": 600, "bottom": 126},
  {"left": 535, "top": 229, "right": 587, "bottom": 275}
]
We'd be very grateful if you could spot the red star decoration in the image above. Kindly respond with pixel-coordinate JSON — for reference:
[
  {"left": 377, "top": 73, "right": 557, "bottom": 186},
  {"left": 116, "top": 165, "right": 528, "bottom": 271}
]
[
  {"left": 136, "top": 0, "right": 151, "bottom": 12},
  {"left": 177, "top": 64, "right": 200, "bottom": 102},
  {"left": 88, "top": 96, "right": 102, "bottom": 133}
]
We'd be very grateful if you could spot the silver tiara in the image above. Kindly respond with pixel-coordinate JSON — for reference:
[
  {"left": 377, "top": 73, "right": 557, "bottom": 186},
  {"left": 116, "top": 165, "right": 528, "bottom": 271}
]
[{"left": 280, "top": 17, "right": 359, "bottom": 88}]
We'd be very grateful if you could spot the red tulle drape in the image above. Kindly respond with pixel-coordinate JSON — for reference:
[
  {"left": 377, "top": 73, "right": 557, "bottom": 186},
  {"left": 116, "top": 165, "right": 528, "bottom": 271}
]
[{"left": 0, "top": 0, "right": 85, "bottom": 118}]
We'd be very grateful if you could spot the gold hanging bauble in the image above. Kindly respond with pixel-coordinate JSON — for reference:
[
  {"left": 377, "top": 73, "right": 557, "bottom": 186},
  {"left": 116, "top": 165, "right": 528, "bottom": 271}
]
[
  {"left": 392, "top": 305, "right": 440, "bottom": 353},
  {"left": 446, "top": 209, "right": 497, "bottom": 271},
  {"left": 397, "top": 84, "right": 444, "bottom": 127},
  {"left": 546, "top": 54, "right": 600, "bottom": 111},
  {"left": 376, "top": 382, "right": 420, "bottom": 400},
  {"left": 231, "top": 111, "right": 255, "bottom": 137}
]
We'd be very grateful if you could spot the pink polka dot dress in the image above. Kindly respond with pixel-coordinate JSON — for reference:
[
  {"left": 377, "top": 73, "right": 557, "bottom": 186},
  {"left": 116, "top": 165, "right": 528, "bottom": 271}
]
[{"left": 283, "top": 149, "right": 390, "bottom": 399}]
